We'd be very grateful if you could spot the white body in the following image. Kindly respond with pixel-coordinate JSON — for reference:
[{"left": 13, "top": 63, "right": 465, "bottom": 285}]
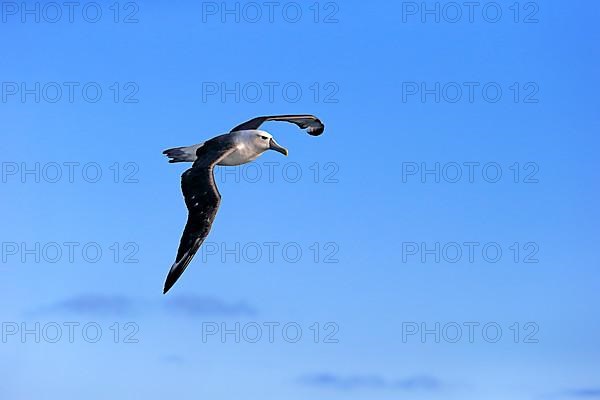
[
  {"left": 220, "top": 130, "right": 269, "bottom": 166},
  {"left": 166, "top": 130, "right": 276, "bottom": 166}
]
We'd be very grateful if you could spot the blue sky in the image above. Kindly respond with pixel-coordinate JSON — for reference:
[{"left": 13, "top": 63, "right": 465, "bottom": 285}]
[{"left": 1, "top": 1, "right": 599, "bottom": 399}]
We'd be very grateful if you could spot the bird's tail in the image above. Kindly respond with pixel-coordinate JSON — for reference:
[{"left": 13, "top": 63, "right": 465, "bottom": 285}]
[{"left": 163, "top": 143, "right": 204, "bottom": 163}]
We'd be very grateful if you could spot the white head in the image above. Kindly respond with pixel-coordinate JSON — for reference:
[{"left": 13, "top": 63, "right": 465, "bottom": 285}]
[{"left": 239, "top": 130, "right": 288, "bottom": 156}]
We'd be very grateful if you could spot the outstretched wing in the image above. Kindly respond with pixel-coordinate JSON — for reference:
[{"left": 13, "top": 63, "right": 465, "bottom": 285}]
[
  {"left": 231, "top": 115, "right": 325, "bottom": 136},
  {"left": 163, "top": 137, "right": 237, "bottom": 294}
]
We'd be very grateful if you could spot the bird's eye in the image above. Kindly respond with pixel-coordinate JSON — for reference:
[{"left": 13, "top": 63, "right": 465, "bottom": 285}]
[{"left": 260, "top": 136, "right": 269, "bottom": 140}]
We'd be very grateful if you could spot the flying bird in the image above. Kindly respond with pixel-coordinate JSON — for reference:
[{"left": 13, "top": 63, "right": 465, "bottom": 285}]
[{"left": 162, "top": 115, "right": 325, "bottom": 294}]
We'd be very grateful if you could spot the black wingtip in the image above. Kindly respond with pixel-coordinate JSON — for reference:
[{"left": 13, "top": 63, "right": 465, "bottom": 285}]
[
  {"left": 309, "top": 127, "right": 325, "bottom": 136},
  {"left": 307, "top": 124, "right": 325, "bottom": 136},
  {"left": 163, "top": 273, "right": 176, "bottom": 295},
  {"left": 163, "top": 253, "right": 194, "bottom": 295},
  {"left": 163, "top": 283, "right": 172, "bottom": 295}
]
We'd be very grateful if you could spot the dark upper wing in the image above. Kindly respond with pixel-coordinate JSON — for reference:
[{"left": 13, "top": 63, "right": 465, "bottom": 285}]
[
  {"left": 231, "top": 115, "right": 325, "bottom": 136},
  {"left": 163, "top": 136, "right": 236, "bottom": 294}
]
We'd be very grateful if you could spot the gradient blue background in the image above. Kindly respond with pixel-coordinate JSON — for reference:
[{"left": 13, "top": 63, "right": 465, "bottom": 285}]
[{"left": 1, "top": 1, "right": 599, "bottom": 399}]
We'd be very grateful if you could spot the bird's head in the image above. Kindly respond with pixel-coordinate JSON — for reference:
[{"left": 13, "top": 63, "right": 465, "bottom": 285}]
[{"left": 251, "top": 130, "right": 288, "bottom": 156}]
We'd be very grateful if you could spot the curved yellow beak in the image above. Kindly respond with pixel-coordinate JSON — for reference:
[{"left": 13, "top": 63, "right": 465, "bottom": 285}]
[{"left": 269, "top": 138, "right": 288, "bottom": 156}]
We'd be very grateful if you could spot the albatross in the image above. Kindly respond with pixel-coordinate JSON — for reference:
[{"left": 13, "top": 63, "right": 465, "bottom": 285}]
[{"left": 162, "top": 114, "right": 325, "bottom": 294}]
